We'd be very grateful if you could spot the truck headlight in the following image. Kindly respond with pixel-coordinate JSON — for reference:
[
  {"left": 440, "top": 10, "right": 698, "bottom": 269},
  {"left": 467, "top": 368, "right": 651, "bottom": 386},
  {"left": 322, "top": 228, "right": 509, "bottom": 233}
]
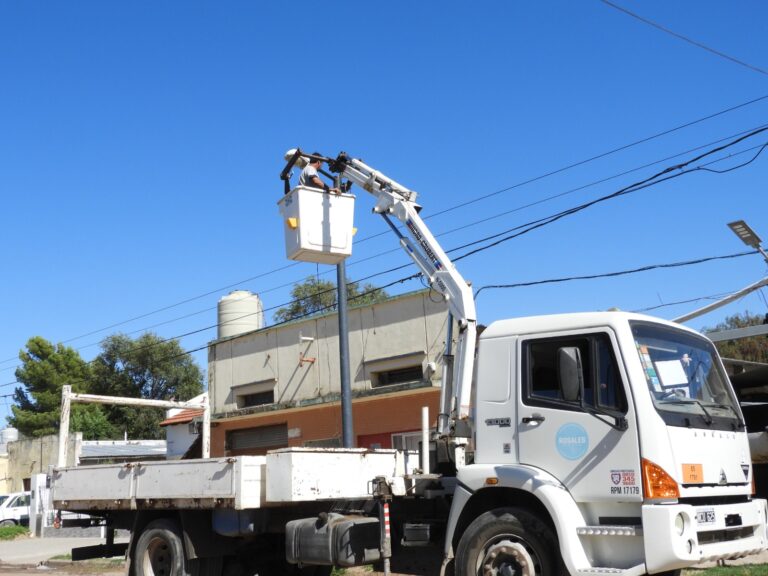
[{"left": 675, "top": 513, "right": 685, "bottom": 536}]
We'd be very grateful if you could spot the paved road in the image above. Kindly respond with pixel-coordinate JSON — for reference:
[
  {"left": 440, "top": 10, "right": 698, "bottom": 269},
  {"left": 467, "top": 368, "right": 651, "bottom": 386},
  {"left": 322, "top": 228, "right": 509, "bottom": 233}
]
[
  {"left": 0, "top": 536, "right": 765, "bottom": 575},
  {"left": 0, "top": 537, "right": 127, "bottom": 564}
]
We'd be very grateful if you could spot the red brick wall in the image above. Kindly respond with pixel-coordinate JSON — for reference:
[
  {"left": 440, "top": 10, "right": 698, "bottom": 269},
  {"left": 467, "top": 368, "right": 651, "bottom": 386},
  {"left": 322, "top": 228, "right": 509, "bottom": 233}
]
[{"left": 211, "top": 387, "right": 440, "bottom": 456}]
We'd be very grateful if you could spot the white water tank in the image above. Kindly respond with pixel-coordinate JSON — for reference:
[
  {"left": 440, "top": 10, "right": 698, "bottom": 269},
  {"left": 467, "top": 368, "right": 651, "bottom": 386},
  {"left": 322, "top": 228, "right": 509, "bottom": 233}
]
[
  {"left": 218, "top": 290, "right": 264, "bottom": 339},
  {"left": 0, "top": 427, "right": 18, "bottom": 455}
]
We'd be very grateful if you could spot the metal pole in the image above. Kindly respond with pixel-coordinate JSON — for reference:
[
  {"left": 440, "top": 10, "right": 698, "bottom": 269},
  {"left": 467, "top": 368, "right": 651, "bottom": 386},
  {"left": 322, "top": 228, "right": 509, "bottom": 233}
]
[
  {"left": 673, "top": 276, "right": 768, "bottom": 323},
  {"left": 202, "top": 395, "right": 211, "bottom": 459},
  {"left": 337, "top": 176, "right": 355, "bottom": 448},
  {"left": 437, "top": 313, "right": 454, "bottom": 436},
  {"left": 58, "top": 385, "right": 71, "bottom": 468},
  {"left": 373, "top": 476, "right": 392, "bottom": 576},
  {"left": 421, "top": 406, "right": 430, "bottom": 475}
]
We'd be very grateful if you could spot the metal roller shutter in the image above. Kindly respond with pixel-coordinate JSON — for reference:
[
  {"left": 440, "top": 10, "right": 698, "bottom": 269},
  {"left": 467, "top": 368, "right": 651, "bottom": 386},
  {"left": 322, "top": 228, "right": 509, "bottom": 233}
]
[{"left": 227, "top": 424, "right": 288, "bottom": 451}]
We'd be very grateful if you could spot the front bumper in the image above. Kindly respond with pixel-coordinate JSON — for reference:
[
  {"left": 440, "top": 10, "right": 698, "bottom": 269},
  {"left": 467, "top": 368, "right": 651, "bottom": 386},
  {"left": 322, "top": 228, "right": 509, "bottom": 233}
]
[{"left": 643, "top": 498, "right": 768, "bottom": 573}]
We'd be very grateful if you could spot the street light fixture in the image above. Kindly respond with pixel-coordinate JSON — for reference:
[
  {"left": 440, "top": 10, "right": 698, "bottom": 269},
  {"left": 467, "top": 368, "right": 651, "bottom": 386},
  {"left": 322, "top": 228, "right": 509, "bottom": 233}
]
[
  {"left": 728, "top": 220, "right": 768, "bottom": 263},
  {"left": 673, "top": 220, "right": 768, "bottom": 323}
]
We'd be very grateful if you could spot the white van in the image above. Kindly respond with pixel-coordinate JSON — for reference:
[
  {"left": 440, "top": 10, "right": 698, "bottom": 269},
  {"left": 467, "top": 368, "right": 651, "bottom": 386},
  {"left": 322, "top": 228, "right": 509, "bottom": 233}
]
[{"left": 0, "top": 491, "right": 30, "bottom": 527}]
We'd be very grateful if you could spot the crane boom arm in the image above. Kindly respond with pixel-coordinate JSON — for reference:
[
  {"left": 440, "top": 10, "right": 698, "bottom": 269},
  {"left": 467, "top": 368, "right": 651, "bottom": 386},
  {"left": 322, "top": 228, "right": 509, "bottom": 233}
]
[
  {"left": 327, "top": 153, "right": 477, "bottom": 434},
  {"left": 280, "top": 150, "right": 478, "bottom": 437}
]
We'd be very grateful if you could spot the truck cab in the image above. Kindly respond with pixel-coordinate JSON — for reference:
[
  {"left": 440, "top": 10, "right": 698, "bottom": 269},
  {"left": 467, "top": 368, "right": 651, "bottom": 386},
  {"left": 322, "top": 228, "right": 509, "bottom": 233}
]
[{"left": 447, "top": 311, "right": 767, "bottom": 575}]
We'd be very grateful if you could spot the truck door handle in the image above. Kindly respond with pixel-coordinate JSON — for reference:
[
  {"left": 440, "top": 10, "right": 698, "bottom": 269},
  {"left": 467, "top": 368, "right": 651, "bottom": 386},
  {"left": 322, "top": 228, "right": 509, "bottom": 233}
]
[{"left": 522, "top": 414, "right": 545, "bottom": 424}]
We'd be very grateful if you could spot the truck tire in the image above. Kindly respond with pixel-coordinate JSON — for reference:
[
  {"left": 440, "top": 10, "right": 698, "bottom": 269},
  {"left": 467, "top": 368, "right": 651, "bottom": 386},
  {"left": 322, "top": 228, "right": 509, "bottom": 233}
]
[
  {"left": 455, "top": 507, "right": 561, "bottom": 576},
  {"left": 134, "top": 518, "right": 190, "bottom": 576},
  {"left": 0, "top": 520, "right": 16, "bottom": 527}
]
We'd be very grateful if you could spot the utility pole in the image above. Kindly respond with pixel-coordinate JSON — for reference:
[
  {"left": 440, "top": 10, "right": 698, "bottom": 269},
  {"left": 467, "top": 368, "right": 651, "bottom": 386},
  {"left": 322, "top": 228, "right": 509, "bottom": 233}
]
[{"left": 336, "top": 174, "right": 354, "bottom": 448}]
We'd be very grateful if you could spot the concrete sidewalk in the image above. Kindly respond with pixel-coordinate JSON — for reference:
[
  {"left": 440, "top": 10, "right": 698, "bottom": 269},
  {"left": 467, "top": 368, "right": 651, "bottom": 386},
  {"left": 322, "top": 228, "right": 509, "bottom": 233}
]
[{"left": 0, "top": 537, "right": 127, "bottom": 564}]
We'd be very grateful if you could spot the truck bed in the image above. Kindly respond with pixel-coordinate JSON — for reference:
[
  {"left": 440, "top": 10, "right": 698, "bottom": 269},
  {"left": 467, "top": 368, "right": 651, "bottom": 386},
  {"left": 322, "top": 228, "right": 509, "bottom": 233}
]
[{"left": 52, "top": 448, "right": 415, "bottom": 512}]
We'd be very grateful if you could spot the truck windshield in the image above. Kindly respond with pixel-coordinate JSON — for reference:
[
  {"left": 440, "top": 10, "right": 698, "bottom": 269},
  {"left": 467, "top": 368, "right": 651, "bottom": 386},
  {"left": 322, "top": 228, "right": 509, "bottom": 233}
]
[{"left": 631, "top": 321, "right": 743, "bottom": 431}]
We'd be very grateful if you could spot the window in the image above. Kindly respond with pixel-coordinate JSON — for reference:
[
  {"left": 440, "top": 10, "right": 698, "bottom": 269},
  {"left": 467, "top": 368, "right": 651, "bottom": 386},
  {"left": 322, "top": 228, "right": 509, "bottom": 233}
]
[
  {"left": 240, "top": 390, "right": 275, "bottom": 408},
  {"left": 392, "top": 431, "right": 422, "bottom": 451},
  {"left": 523, "top": 332, "right": 627, "bottom": 413},
  {"left": 226, "top": 423, "right": 288, "bottom": 455},
  {"left": 9, "top": 494, "right": 29, "bottom": 508},
  {"left": 631, "top": 321, "right": 740, "bottom": 430},
  {"left": 233, "top": 380, "right": 276, "bottom": 409},
  {"left": 373, "top": 365, "right": 424, "bottom": 388}
]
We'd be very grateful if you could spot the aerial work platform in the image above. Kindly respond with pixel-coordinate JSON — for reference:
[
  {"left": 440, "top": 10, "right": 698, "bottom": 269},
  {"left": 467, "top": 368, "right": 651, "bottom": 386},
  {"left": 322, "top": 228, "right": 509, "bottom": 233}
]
[{"left": 278, "top": 186, "right": 355, "bottom": 264}]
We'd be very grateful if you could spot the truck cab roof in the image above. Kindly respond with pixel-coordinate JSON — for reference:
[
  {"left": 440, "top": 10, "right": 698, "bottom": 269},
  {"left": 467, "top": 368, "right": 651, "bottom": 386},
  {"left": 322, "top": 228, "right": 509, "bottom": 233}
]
[{"left": 480, "top": 310, "right": 701, "bottom": 340}]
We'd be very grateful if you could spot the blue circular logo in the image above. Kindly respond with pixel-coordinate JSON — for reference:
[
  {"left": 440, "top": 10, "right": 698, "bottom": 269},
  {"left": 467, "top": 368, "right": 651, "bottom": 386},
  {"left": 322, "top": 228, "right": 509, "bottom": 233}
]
[{"left": 556, "top": 423, "right": 589, "bottom": 460}]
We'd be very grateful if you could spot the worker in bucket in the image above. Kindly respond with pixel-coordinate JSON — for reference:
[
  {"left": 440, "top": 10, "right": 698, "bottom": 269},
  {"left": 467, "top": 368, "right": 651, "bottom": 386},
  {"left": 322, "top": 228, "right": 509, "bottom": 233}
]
[{"left": 300, "top": 153, "right": 340, "bottom": 194}]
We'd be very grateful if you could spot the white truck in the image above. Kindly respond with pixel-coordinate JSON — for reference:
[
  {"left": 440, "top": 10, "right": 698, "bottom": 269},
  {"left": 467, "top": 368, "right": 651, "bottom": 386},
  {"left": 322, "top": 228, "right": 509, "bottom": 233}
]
[{"left": 50, "top": 151, "right": 767, "bottom": 576}]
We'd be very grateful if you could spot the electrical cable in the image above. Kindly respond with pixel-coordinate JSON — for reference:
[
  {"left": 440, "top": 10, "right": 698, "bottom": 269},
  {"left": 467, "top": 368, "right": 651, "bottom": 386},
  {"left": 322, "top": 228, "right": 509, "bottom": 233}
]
[
  {"left": 474, "top": 251, "right": 757, "bottom": 297},
  {"left": 634, "top": 291, "right": 747, "bottom": 314},
  {"left": 0, "top": 272, "right": 423, "bottom": 389},
  {"left": 3, "top": 93, "right": 767, "bottom": 366},
  {"left": 758, "top": 288, "right": 768, "bottom": 311},
  {"left": 451, "top": 132, "right": 768, "bottom": 262},
  {"left": 3, "top": 130, "right": 766, "bottom": 387},
  {"left": 135, "top": 273, "right": 423, "bottom": 365},
  {"left": 19, "top": 119, "right": 760, "bottom": 371},
  {"left": 600, "top": 0, "right": 768, "bottom": 77}
]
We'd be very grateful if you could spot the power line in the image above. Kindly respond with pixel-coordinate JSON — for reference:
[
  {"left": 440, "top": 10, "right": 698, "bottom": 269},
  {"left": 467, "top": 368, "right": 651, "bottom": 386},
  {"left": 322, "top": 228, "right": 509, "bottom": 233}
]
[
  {"left": 427, "top": 124, "right": 768, "bottom": 243},
  {"left": 475, "top": 251, "right": 757, "bottom": 297},
  {"left": 15, "top": 119, "right": 759, "bottom": 374},
  {"left": 3, "top": 128, "right": 766, "bottom": 387},
  {"left": 157, "top": 132, "right": 768, "bottom": 363},
  {"left": 600, "top": 0, "right": 768, "bottom": 77},
  {"left": 758, "top": 288, "right": 768, "bottom": 311},
  {"left": 0, "top": 271, "right": 424, "bottom": 390},
  {"left": 634, "top": 291, "right": 743, "bottom": 314},
  {"left": 452, "top": 130, "right": 768, "bottom": 261},
  {"left": 3, "top": 93, "right": 767, "bottom": 366},
  {"left": 59, "top": 248, "right": 762, "bottom": 380}
]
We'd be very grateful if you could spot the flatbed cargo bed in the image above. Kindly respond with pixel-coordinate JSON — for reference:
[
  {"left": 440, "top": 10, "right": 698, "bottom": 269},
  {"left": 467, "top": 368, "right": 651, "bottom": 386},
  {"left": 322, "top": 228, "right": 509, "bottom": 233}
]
[{"left": 52, "top": 448, "right": 416, "bottom": 512}]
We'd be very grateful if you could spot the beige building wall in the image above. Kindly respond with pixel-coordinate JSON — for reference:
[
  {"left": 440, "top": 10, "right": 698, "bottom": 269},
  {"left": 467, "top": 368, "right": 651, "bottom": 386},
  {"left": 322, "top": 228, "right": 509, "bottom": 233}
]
[
  {"left": 0, "top": 456, "right": 10, "bottom": 494},
  {"left": 7, "top": 433, "right": 82, "bottom": 493},
  {"left": 209, "top": 290, "right": 455, "bottom": 415}
]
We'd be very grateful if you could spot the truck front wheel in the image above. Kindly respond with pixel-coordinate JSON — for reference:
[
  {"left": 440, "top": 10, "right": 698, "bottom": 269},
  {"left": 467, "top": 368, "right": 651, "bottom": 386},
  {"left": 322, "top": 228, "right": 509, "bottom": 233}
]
[
  {"left": 134, "top": 518, "right": 189, "bottom": 576},
  {"left": 455, "top": 507, "right": 561, "bottom": 576}
]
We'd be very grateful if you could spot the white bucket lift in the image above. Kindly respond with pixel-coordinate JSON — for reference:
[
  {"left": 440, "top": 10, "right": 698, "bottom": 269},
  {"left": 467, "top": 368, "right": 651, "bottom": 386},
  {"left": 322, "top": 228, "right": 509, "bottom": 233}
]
[{"left": 277, "top": 186, "right": 355, "bottom": 264}]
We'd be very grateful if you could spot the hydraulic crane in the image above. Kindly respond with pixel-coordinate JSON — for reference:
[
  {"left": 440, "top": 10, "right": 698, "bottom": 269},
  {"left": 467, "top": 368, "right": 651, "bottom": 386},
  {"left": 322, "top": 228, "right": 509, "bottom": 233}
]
[{"left": 281, "top": 149, "right": 477, "bottom": 457}]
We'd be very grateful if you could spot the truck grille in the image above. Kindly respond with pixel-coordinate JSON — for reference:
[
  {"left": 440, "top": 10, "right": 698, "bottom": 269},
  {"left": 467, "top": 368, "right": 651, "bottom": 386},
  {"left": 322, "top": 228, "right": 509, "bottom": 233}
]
[{"left": 697, "top": 526, "right": 755, "bottom": 545}]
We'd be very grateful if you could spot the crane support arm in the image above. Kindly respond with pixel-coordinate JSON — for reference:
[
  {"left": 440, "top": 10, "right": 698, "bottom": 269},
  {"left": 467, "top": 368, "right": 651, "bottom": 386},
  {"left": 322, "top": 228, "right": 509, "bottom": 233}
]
[
  {"left": 327, "top": 154, "right": 477, "bottom": 430},
  {"left": 282, "top": 150, "right": 477, "bottom": 434}
]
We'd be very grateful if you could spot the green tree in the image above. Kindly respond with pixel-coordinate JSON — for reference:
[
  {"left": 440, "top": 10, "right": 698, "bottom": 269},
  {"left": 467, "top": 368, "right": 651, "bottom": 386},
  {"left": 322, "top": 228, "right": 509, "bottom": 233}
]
[
  {"left": 273, "top": 276, "right": 390, "bottom": 323},
  {"left": 708, "top": 311, "right": 768, "bottom": 363},
  {"left": 90, "top": 333, "right": 204, "bottom": 439},
  {"left": 9, "top": 337, "right": 116, "bottom": 439}
]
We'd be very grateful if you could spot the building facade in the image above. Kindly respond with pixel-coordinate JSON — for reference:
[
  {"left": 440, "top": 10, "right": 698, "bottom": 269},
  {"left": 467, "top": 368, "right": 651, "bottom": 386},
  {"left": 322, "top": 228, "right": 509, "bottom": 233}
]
[{"left": 208, "top": 289, "right": 455, "bottom": 455}]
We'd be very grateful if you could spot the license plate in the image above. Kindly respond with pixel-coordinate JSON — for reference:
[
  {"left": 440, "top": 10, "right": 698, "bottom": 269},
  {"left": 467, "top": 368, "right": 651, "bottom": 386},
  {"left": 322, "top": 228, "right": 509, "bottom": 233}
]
[{"left": 696, "top": 508, "right": 716, "bottom": 526}]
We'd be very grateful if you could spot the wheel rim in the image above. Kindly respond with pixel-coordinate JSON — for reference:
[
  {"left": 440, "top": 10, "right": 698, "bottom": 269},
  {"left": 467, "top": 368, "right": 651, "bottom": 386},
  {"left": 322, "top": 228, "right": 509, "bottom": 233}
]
[
  {"left": 477, "top": 536, "right": 539, "bottom": 576},
  {"left": 141, "top": 536, "right": 174, "bottom": 576}
]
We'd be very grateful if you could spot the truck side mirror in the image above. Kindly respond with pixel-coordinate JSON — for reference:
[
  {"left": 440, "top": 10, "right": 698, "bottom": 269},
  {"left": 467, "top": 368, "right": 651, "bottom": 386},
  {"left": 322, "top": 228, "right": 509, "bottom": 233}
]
[{"left": 558, "top": 347, "right": 583, "bottom": 403}]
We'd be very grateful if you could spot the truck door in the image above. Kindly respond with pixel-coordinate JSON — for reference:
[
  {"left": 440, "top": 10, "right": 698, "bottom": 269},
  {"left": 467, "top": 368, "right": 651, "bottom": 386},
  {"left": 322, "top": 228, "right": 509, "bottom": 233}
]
[{"left": 516, "top": 330, "right": 642, "bottom": 503}]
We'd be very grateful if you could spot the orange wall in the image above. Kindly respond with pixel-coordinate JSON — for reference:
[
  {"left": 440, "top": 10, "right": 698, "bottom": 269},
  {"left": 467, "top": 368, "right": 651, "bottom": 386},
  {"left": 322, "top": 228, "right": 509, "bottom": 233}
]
[{"left": 211, "top": 387, "right": 440, "bottom": 456}]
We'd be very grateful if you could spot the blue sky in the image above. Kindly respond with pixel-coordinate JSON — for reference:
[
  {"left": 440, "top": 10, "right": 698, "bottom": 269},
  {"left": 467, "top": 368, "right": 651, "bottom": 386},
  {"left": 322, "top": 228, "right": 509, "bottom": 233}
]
[{"left": 1, "top": 1, "right": 767, "bottom": 424}]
